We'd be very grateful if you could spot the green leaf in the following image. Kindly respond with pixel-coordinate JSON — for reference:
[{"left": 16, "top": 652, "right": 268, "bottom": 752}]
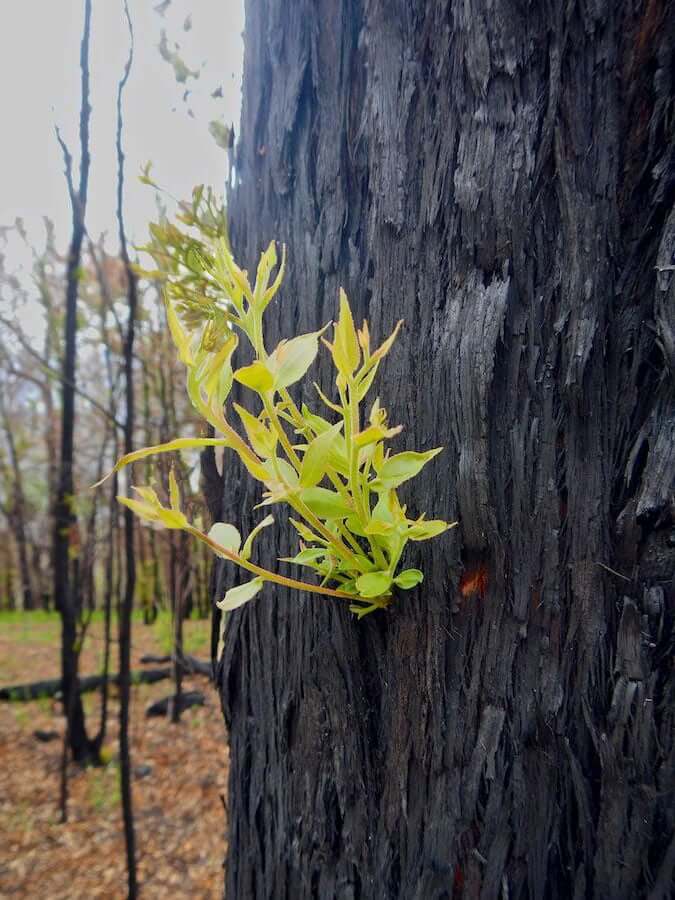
[
  {"left": 233, "top": 361, "right": 275, "bottom": 393},
  {"left": 269, "top": 330, "right": 324, "bottom": 389},
  {"left": 332, "top": 288, "right": 360, "bottom": 375},
  {"left": 393, "top": 568, "right": 424, "bottom": 589},
  {"left": 208, "top": 522, "right": 242, "bottom": 555},
  {"left": 313, "top": 382, "right": 343, "bottom": 414},
  {"left": 370, "top": 319, "right": 403, "bottom": 363},
  {"left": 241, "top": 514, "right": 275, "bottom": 561},
  {"left": 216, "top": 577, "right": 264, "bottom": 612},
  {"left": 374, "top": 448, "right": 443, "bottom": 488},
  {"left": 299, "top": 487, "right": 353, "bottom": 520},
  {"left": 166, "top": 296, "right": 193, "bottom": 365},
  {"left": 93, "top": 437, "right": 232, "bottom": 488},
  {"left": 280, "top": 547, "right": 327, "bottom": 568},
  {"left": 299, "top": 422, "right": 343, "bottom": 487},
  {"left": 252, "top": 241, "right": 279, "bottom": 310},
  {"left": 234, "top": 403, "right": 277, "bottom": 458},
  {"left": 262, "top": 457, "right": 299, "bottom": 488},
  {"left": 202, "top": 332, "right": 237, "bottom": 404},
  {"left": 354, "top": 571, "right": 392, "bottom": 598},
  {"left": 356, "top": 362, "right": 379, "bottom": 402},
  {"left": 345, "top": 515, "right": 367, "bottom": 537},
  {"left": 406, "top": 519, "right": 457, "bottom": 541},
  {"left": 289, "top": 517, "right": 326, "bottom": 544},
  {"left": 354, "top": 423, "right": 402, "bottom": 448},
  {"left": 297, "top": 404, "right": 332, "bottom": 436},
  {"left": 169, "top": 468, "right": 180, "bottom": 511}
]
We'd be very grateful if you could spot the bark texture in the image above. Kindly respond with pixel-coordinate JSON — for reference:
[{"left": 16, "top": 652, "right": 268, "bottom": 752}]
[{"left": 218, "top": 1, "right": 675, "bottom": 897}]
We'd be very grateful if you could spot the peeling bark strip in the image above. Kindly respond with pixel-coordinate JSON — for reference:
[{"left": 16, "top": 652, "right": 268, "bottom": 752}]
[{"left": 216, "top": 1, "right": 674, "bottom": 898}]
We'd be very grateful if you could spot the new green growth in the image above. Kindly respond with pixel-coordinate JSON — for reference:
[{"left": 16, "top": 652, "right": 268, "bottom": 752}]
[{"left": 99, "top": 185, "right": 455, "bottom": 620}]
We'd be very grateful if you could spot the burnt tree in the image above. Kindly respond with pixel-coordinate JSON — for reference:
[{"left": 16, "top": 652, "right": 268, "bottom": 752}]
[{"left": 216, "top": 2, "right": 675, "bottom": 897}]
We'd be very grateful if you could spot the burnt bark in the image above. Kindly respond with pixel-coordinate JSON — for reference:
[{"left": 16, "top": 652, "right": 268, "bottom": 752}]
[
  {"left": 115, "top": 1, "right": 138, "bottom": 893},
  {"left": 53, "top": 0, "right": 95, "bottom": 767},
  {"left": 217, "top": 1, "right": 675, "bottom": 898}
]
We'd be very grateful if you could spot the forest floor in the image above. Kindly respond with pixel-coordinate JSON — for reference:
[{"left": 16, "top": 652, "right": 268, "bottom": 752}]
[{"left": 0, "top": 610, "right": 229, "bottom": 899}]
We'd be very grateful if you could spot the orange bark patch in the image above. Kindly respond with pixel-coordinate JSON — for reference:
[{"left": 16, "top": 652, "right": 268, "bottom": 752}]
[{"left": 459, "top": 563, "right": 488, "bottom": 599}]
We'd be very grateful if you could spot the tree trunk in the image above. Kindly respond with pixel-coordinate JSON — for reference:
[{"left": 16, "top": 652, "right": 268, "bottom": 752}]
[
  {"left": 54, "top": 0, "right": 94, "bottom": 766},
  {"left": 217, "top": 2, "right": 674, "bottom": 897},
  {"left": 0, "top": 392, "right": 35, "bottom": 610}
]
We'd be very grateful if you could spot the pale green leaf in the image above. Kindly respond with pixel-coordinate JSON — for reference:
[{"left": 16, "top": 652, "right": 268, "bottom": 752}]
[
  {"left": 208, "top": 522, "right": 242, "bottom": 555},
  {"left": 233, "top": 361, "right": 275, "bottom": 393},
  {"left": 269, "top": 330, "right": 324, "bottom": 389},
  {"left": 407, "top": 519, "right": 457, "bottom": 541},
  {"left": 234, "top": 403, "right": 277, "bottom": 458},
  {"left": 166, "top": 296, "right": 193, "bottom": 365},
  {"left": 216, "top": 577, "right": 264, "bottom": 612},
  {"left": 332, "top": 288, "right": 360, "bottom": 375},
  {"left": 93, "top": 437, "right": 232, "bottom": 488},
  {"left": 374, "top": 448, "right": 443, "bottom": 488},
  {"left": 299, "top": 422, "right": 343, "bottom": 487},
  {"left": 241, "top": 514, "right": 275, "bottom": 561},
  {"left": 288, "top": 518, "right": 326, "bottom": 544},
  {"left": 169, "top": 468, "right": 180, "bottom": 511},
  {"left": 393, "top": 568, "right": 424, "bottom": 589},
  {"left": 299, "top": 487, "right": 353, "bottom": 520},
  {"left": 354, "top": 571, "right": 392, "bottom": 598}
]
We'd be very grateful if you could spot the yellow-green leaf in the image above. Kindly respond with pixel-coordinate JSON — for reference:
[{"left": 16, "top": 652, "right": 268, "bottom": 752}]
[
  {"left": 234, "top": 403, "right": 278, "bottom": 458},
  {"left": 406, "top": 519, "right": 457, "bottom": 541},
  {"left": 93, "top": 437, "right": 232, "bottom": 488},
  {"left": 354, "top": 423, "right": 402, "bottom": 448},
  {"left": 233, "top": 361, "right": 275, "bottom": 393},
  {"left": 241, "top": 514, "right": 274, "bottom": 561},
  {"left": 355, "top": 571, "right": 392, "bottom": 598},
  {"left": 165, "top": 295, "right": 193, "bottom": 365},
  {"left": 263, "top": 243, "right": 285, "bottom": 308},
  {"left": 117, "top": 496, "right": 160, "bottom": 524},
  {"left": 299, "top": 486, "right": 353, "bottom": 519},
  {"left": 370, "top": 319, "right": 403, "bottom": 364},
  {"left": 169, "top": 468, "right": 180, "bottom": 511},
  {"left": 374, "top": 448, "right": 443, "bottom": 488},
  {"left": 252, "top": 241, "right": 276, "bottom": 308},
  {"left": 208, "top": 522, "right": 242, "bottom": 555},
  {"left": 288, "top": 517, "right": 326, "bottom": 544},
  {"left": 393, "top": 568, "right": 424, "bottom": 589},
  {"left": 216, "top": 577, "right": 264, "bottom": 612},
  {"left": 269, "top": 330, "right": 324, "bottom": 389},
  {"left": 299, "top": 422, "right": 343, "bottom": 487},
  {"left": 332, "top": 288, "right": 360, "bottom": 375}
]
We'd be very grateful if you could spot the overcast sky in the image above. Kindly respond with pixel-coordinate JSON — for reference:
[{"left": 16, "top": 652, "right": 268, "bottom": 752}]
[{"left": 0, "top": 0, "right": 244, "bottom": 263}]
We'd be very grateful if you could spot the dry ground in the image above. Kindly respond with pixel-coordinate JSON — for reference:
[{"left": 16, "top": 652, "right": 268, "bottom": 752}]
[{"left": 0, "top": 611, "right": 229, "bottom": 899}]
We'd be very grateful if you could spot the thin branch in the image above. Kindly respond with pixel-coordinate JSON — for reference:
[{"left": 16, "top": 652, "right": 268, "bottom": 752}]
[{"left": 0, "top": 318, "right": 123, "bottom": 430}]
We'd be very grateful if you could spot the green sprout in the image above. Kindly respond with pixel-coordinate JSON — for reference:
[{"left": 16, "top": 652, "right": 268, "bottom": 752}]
[{"left": 97, "top": 186, "right": 456, "bottom": 620}]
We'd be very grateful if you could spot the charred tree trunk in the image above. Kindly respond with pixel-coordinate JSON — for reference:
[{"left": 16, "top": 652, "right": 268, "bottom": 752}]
[
  {"left": 54, "top": 0, "right": 94, "bottom": 766},
  {"left": 218, "top": 2, "right": 674, "bottom": 898},
  {"left": 116, "top": 1, "right": 138, "bottom": 893}
]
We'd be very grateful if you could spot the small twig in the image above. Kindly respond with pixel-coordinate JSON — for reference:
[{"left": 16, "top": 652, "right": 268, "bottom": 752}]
[
  {"left": 595, "top": 561, "right": 631, "bottom": 582},
  {"left": 0, "top": 317, "right": 124, "bottom": 430}
]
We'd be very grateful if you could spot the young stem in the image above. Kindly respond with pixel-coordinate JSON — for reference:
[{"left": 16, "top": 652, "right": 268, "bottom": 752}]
[
  {"left": 262, "top": 391, "right": 362, "bottom": 568},
  {"left": 342, "top": 380, "right": 388, "bottom": 570},
  {"left": 187, "top": 526, "right": 379, "bottom": 602}
]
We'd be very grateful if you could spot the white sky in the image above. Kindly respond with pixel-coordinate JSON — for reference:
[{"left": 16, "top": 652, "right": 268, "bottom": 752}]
[{"left": 0, "top": 0, "right": 244, "bottom": 259}]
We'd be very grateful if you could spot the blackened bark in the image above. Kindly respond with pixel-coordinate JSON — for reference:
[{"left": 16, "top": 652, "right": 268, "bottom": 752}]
[
  {"left": 218, "top": 2, "right": 675, "bottom": 898},
  {"left": 53, "top": 0, "right": 94, "bottom": 766},
  {"left": 116, "top": 1, "right": 138, "bottom": 894}
]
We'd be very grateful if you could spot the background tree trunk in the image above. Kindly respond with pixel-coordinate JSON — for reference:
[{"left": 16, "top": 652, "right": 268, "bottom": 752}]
[
  {"left": 54, "top": 0, "right": 94, "bottom": 766},
  {"left": 217, "top": 1, "right": 674, "bottom": 897}
]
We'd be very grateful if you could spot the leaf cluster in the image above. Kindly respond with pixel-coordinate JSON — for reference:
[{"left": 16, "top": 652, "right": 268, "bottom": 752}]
[{"left": 104, "top": 187, "right": 455, "bottom": 618}]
